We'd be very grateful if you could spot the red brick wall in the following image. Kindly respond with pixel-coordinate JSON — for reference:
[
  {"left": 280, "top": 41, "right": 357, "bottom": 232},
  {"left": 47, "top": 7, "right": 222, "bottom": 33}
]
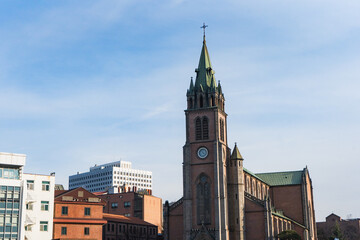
[
  {"left": 169, "top": 202, "right": 183, "bottom": 240},
  {"left": 270, "top": 185, "right": 304, "bottom": 224},
  {"left": 245, "top": 198, "right": 266, "bottom": 240},
  {"left": 53, "top": 223, "right": 103, "bottom": 239}
]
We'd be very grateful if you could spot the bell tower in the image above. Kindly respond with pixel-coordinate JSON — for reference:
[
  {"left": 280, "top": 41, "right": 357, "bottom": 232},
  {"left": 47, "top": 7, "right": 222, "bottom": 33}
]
[{"left": 183, "top": 33, "right": 230, "bottom": 240}]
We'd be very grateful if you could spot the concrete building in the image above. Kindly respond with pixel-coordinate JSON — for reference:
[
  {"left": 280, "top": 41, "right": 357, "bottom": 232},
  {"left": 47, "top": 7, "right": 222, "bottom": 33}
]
[
  {"left": 100, "top": 191, "right": 163, "bottom": 234},
  {"left": 69, "top": 161, "right": 152, "bottom": 193},
  {"left": 53, "top": 187, "right": 107, "bottom": 240},
  {"left": 0, "top": 152, "right": 26, "bottom": 240},
  {"left": 103, "top": 213, "right": 158, "bottom": 240},
  {"left": 23, "top": 173, "right": 55, "bottom": 240},
  {"left": 163, "top": 36, "right": 317, "bottom": 240},
  {"left": 317, "top": 213, "right": 360, "bottom": 240}
]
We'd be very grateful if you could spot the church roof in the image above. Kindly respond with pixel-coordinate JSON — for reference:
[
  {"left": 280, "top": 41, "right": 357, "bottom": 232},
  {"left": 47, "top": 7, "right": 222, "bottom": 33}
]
[{"left": 255, "top": 170, "right": 304, "bottom": 186}]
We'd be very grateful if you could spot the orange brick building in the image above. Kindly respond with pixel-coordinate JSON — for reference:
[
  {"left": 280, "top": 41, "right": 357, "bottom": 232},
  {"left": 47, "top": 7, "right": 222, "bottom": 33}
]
[
  {"left": 53, "top": 187, "right": 107, "bottom": 240},
  {"left": 163, "top": 36, "right": 317, "bottom": 240},
  {"left": 103, "top": 213, "right": 158, "bottom": 240},
  {"left": 100, "top": 191, "right": 163, "bottom": 234}
]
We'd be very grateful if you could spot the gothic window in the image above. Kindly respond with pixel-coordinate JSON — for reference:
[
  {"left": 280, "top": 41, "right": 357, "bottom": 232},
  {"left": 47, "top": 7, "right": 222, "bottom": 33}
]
[
  {"left": 196, "top": 174, "right": 211, "bottom": 225},
  {"left": 246, "top": 177, "right": 250, "bottom": 192},
  {"left": 252, "top": 179, "right": 256, "bottom": 196},
  {"left": 257, "top": 182, "right": 261, "bottom": 199},
  {"left": 195, "top": 118, "right": 202, "bottom": 140},
  {"left": 200, "top": 95, "right": 204, "bottom": 108},
  {"left": 211, "top": 96, "right": 215, "bottom": 107},
  {"left": 202, "top": 117, "right": 209, "bottom": 140},
  {"left": 220, "top": 119, "right": 224, "bottom": 141}
]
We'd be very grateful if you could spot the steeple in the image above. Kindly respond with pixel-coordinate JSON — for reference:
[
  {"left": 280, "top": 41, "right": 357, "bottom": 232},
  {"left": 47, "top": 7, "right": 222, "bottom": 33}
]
[
  {"left": 186, "top": 31, "right": 225, "bottom": 111},
  {"left": 231, "top": 143, "right": 243, "bottom": 160},
  {"left": 194, "top": 39, "right": 217, "bottom": 92}
]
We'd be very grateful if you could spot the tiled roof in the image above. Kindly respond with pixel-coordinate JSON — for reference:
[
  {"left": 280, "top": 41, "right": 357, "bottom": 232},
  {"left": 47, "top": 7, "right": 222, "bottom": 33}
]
[
  {"left": 255, "top": 170, "right": 304, "bottom": 186},
  {"left": 243, "top": 168, "right": 267, "bottom": 184},
  {"left": 103, "top": 213, "right": 155, "bottom": 227}
]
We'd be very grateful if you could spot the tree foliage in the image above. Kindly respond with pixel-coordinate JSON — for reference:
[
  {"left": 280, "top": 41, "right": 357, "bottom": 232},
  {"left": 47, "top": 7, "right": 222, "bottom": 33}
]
[
  {"left": 329, "top": 222, "right": 346, "bottom": 240},
  {"left": 278, "top": 230, "right": 301, "bottom": 240}
]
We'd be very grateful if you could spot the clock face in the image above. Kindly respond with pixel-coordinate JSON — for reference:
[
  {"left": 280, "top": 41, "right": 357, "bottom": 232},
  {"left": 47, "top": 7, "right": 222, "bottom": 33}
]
[{"left": 197, "top": 147, "right": 208, "bottom": 159}]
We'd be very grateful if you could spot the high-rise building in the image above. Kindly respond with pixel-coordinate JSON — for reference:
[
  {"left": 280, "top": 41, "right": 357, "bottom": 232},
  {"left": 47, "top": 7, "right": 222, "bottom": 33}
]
[
  {"left": 0, "top": 152, "right": 26, "bottom": 240},
  {"left": 163, "top": 35, "right": 317, "bottom": 240},
  {"left": 69, "top": 161, "right": 152, "bottom": 193}
]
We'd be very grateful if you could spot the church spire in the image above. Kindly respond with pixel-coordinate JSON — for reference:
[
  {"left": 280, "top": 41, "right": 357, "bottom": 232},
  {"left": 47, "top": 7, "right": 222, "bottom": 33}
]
[
  {"left": 231, "top": 143, "right": 243, "bottom": 160},
  {"left": 194, "top": 37, "right": 216, "bottom": 92}
]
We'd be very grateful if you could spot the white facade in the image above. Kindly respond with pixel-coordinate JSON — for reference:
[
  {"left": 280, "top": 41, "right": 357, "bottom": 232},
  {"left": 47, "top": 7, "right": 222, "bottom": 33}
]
[
  {"left": 23, "top": 173, "right": 55, "bottom": 240},
  {"left": 69, "top": 161, "right": 152, "bottom": 192},
  {"left": 0, "top": 152, "right": 26, "bottom": 240}
]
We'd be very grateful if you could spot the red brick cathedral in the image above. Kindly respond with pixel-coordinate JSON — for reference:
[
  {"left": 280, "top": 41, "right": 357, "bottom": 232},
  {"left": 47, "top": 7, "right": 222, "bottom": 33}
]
[{"left": 163, "top": 36, "right": 317, "bottom": 240}]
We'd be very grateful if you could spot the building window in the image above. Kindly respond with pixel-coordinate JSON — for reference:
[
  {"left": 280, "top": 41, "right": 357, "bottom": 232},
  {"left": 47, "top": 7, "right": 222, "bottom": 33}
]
[
  {"left": 220, "top": 119, "right": 224, "bottom": 141},
  {"left": 41, "top": 201, "right": 49, "bottom": 211},
  {"left": 26, "top": 203, "right": 33, "bottom": 210},
  {"left": 40, "top": 221, "right": 48, "bottom": 231},
  {"left": 61, "top": 206, "right": 68, "bottom": 215},
  {"left": 195, "top": 117, "right": 202, "bottom": 140},
  {"left": 25, "top": 225, "right": 32, "bottom": 231},
  {"left": 84, "top": 227, "right": 90, "bottom": 235},
  {"left": 84, "top": 207, "right": 91, "bottom": 216},
  {"left": 27, "top": 180, "right": 34, "bottom": 190},
  {"left": 124, "top": 201, "right": 131, "bottom": 208},
  {"left": 42, "top": 181, "right": 50, "bottom": 191},
  {"left": 61, "top": 227, "right": 67, "bottom": 235},
  {"left": 196, "top": 174, "right": 211, "bottom": 225},
  {"left": 111, "top": 202, "right": 118, "bottom": 208},
  {"left": 202, "top": 117, "right": 209, "bottom": 140},
  {"left": 125, "top": 213, "right": 130, "bottom": 217}
]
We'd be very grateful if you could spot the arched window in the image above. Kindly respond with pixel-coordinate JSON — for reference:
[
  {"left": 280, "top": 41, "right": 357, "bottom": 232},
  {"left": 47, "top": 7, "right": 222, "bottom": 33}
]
[
  {"left": 195, "top": 118, "right": 202, "bottom": 140},
  {"left": 246, "top": 177, "right": 250, "bottom": 192},
  {"left": 211, "top": 96, "right": 215, "bottom": 107},
  {"left": 202, "top": 117, "right": 209, "bottom": 140},
  {"left": 220, "top": 119, "right": 224, "bottom": 141},
  {"left": 196, "top": 174, "right": 211, "bottom": 225},
  {"left": 200, "top": 95, "right": 204, "bottom": 108}
]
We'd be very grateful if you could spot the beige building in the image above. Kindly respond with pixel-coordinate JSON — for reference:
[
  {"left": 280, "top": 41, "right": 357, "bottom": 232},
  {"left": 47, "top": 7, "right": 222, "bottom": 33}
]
[{"left": 163, "top": 36, "right": 317, "bottom": 240}]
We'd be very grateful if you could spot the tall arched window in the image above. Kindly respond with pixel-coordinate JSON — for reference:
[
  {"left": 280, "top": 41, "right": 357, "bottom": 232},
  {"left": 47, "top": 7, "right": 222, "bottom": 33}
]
[
  {"left": 195, "top": 118, "right": 202, "bottom": 140},
  {"left": 220, "top": 119, "right": 224, "bottom": 141},
  {"left": 196, "top": 174, "right": 211, "bottom": 225},
  {"left": 202, "top": 117, "right": 209, "bottom": 140},
  {"left": 200, "top": 95, "right": 204, "bottom": 108}
]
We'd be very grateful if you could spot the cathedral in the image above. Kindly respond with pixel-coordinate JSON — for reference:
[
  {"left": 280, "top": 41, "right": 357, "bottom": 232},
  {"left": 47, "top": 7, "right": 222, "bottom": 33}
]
[{"left": 163, "top": 35, "right": 317, "bottom": 240}]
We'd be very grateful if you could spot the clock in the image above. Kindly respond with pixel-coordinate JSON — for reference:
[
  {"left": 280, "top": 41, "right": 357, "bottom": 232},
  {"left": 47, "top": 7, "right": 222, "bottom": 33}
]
[{"left": 197, "top": 147, "right": 208, "bottom": 159}]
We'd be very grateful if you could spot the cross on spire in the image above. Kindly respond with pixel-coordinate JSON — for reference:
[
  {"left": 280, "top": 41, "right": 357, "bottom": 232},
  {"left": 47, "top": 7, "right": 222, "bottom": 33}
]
[{"left": 201, "top": 23, "right": 208, "bottom": 40}]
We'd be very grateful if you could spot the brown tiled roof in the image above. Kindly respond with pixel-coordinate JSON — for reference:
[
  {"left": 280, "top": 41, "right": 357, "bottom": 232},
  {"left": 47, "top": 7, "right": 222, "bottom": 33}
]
[
  {"left": 103, "top": 213, "right": 156, "bottom": 227},
  {"left": 54, "top": 187, "right": 106, "bottom": 205}
]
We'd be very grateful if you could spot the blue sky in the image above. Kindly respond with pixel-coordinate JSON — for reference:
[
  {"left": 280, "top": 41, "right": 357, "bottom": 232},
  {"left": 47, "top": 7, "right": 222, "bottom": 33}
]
[{"left": 1, "top": 0, "right": 360, "bottom": 221}]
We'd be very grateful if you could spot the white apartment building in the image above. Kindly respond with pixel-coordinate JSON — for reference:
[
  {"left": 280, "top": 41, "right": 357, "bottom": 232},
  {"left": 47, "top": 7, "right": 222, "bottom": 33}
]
[
  {"left": 23, "top": 173, "right": 55, "bottom": 240},
  {"left": 69, "top": 161, "right": 152, "bottom": 193},
  {"left": 0, "top": 152, "right": 55, "bottom": 240}
]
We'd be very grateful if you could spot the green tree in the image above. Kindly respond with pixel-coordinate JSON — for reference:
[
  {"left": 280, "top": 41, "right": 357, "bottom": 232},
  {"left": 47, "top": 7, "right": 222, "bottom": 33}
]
[
  {"left": 278, "top": 230, "right": 301, "bottom": 240},
  {"left": 329, "top": 222, "right": 346, "bottom": 240}
]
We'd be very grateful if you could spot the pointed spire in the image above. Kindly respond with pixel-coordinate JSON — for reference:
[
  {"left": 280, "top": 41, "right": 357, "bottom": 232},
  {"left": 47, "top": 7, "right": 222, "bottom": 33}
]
[
  {"left": 231, "top": 143, "right": 243, "bottom": 160},
  {"left": 194, "top": 36, "right": 216, "bottom": 92},
  {"left": 217, "top": 80, "right": 222, "bottom": 94},
  {"left": 188, "top": 77, "right": 194, "bottom": 92}
]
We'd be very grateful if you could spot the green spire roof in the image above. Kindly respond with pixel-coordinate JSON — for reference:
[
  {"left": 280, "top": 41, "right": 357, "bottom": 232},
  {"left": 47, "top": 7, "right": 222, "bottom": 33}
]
[
  {"left": 194, "top": 38, "right": 217, "bottom": 92},
  {"left": 231, "top": 143, "right": 243, "bottom": 160}
]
